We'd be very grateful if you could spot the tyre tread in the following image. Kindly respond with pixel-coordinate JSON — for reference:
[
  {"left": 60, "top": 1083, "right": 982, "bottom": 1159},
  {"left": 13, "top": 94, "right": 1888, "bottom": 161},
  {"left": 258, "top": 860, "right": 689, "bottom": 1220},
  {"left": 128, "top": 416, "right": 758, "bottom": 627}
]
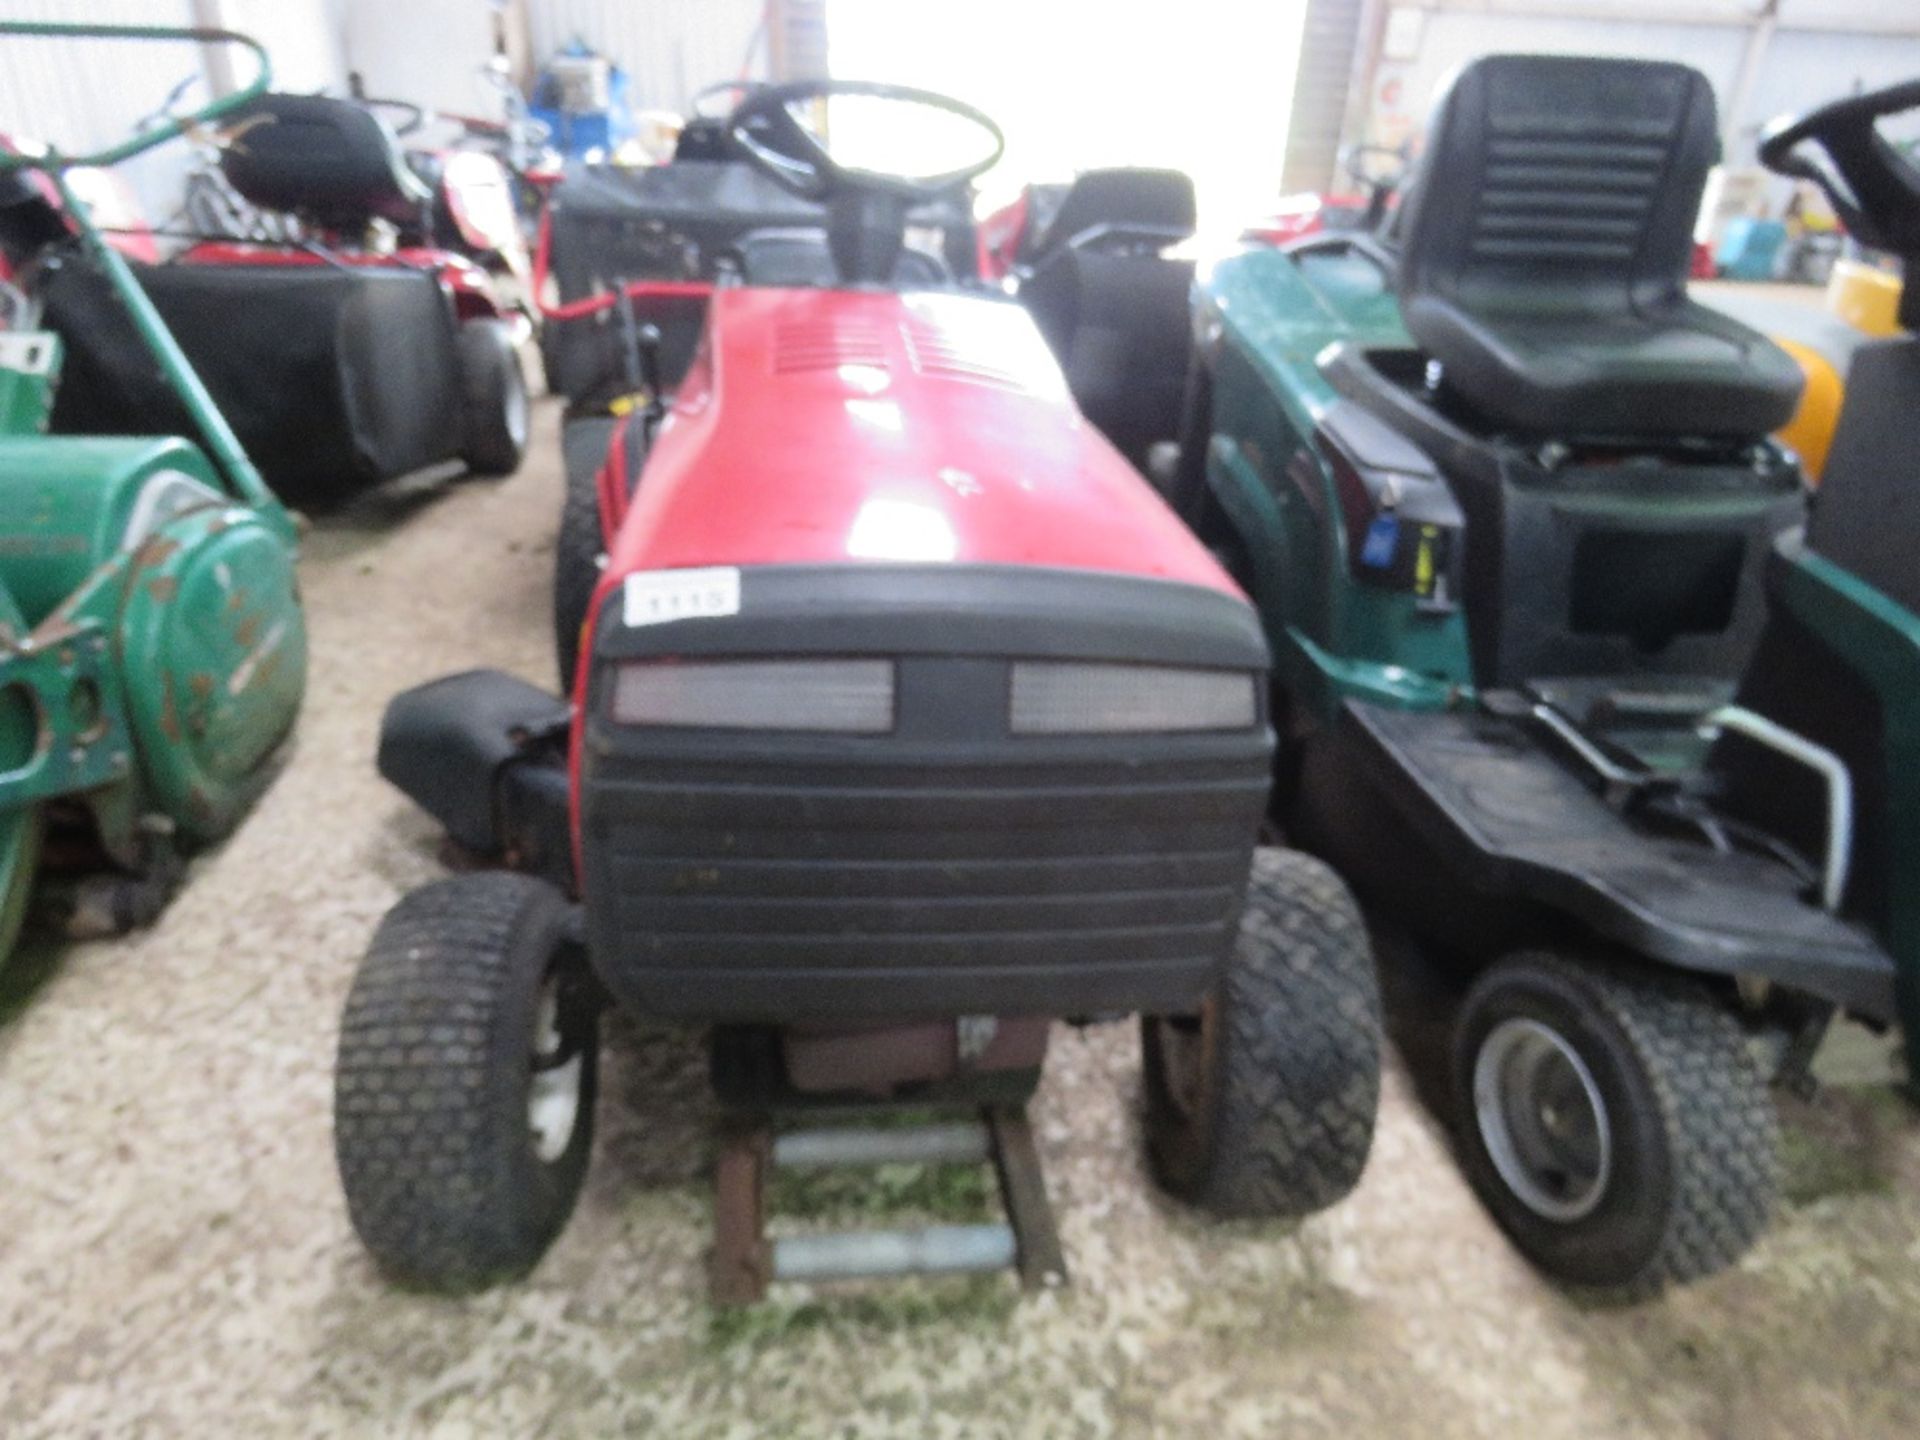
[
  {"left": 335, "top": 873, "right": 585, "bottom": 1290},
  {"left": 1155, "top": 847, "right": 1383, "bottom": 1218}
]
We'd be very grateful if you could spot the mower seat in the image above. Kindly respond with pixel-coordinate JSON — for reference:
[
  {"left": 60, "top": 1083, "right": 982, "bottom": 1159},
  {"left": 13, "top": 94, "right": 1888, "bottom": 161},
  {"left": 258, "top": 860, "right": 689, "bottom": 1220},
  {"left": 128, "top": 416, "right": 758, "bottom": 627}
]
[
  {"left": 1395, "top": 56, "right": 1803, "bottom": 441},
  {"left": 1024, "top": 167, "right": 1196, "bottom": 262},
  {"left": 1024, "top": 244, "right": 1195, "bottom": 462},
  {"left": 220, "top": 93, "right": 430, "bottom": 231}
]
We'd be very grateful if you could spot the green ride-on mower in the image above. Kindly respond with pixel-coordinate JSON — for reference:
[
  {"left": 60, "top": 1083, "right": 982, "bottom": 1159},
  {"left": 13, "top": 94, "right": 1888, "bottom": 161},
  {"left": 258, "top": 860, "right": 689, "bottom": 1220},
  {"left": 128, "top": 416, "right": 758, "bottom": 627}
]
[
  {"left": 0, "top": 21, "right": 306, "bottom": 968},
  {"left": 1168, "top": 54, "right": 1915, "bottom": 1297}
]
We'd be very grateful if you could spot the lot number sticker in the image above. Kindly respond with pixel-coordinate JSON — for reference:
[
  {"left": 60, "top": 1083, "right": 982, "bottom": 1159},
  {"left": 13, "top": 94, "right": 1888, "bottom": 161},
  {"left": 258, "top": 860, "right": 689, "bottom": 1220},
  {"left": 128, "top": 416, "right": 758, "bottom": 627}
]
[{"left": 623, "top": 566, "right": 742, "bottom": 628}]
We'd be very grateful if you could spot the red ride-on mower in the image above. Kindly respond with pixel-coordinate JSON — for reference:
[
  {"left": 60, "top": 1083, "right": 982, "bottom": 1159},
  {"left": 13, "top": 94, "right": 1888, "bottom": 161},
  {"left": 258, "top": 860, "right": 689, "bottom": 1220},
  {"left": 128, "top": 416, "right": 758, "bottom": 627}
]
[
  {"left": 37, "top": 92, "right": 527, "bottom": 504},
  {"left": 335, "top": 82, "right": 1383, "bottom": 1300}
]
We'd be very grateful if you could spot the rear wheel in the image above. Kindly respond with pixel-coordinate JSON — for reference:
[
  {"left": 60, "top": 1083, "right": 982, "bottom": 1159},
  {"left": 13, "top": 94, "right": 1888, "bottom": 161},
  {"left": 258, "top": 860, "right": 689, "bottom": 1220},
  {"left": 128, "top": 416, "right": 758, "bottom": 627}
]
[
  {"left": 0, "top": 804, "right": 42, "bottom": 971},
  {"left": 553, "top": 413, "right": 619, "bottom": 687},
  {"left": 1452, "top": 951, "right": 1778, "bottom": 1298},
  {"left": 334, "top": 872, "right": 599, "bottom": 1290},
  {"left": 1143, "top": 846, "right": 1381, "bottom": 1216},
  {"left": 456, "top": 319, "right": 530, "bottom": 476}
]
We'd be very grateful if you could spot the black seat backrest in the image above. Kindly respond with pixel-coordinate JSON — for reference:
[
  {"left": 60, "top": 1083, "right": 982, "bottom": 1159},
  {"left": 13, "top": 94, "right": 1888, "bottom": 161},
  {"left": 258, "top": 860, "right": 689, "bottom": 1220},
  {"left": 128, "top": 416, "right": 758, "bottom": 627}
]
[
  {"left": 1396, "top": 56, "right": 1713, "bottom": 322},
  {"left": 1024, "top": 246, "right": 1195, "bottom": 464},
  {"left": 221, "top": 93, "right": 430, "bottom": 232},
  {"left": 1026, "top": 167, "right": 1196, "bottom": 262}
]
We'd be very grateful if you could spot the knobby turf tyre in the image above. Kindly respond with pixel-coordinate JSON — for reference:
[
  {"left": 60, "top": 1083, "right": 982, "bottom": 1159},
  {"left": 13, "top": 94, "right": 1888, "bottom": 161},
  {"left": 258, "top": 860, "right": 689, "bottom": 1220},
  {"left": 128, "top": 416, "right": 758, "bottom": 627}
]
[
  {"left": 552, "top": 444, "right": 606, "bottom": 687},
  {"left": 1143, "top": 846, "right": 1383, "bottom": 1217},
  {"left": 456, "top": 319, "right": 530, "bottom": 476},
  {"left": 1451, "top": 951, "right": 1779, "bottom": 1300},
  {"left": 334, "top": 872, "right": 598, "bottom": 1291}
]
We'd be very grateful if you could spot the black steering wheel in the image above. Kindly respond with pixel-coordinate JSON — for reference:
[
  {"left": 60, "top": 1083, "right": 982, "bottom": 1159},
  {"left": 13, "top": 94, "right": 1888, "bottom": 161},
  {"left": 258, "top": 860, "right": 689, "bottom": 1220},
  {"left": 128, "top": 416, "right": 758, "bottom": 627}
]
[
  {"left": 1759, "top": 79, "right": 1920, "bottom": 256},
  {"left": 690, "top": 79, "right": 764, "bottom": 120},
  {"left": 727, "top": 79, "right": 1004, "bottom": 205},
  {"left": 361, "top": 96, "right": 426, "bottom": 138}
]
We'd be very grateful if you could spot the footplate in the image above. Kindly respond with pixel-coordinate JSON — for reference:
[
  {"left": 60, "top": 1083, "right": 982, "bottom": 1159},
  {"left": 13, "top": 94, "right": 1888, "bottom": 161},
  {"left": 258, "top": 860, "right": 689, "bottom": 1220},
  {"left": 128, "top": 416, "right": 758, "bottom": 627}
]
[
  {"left": 1333, "top": 701, "right": 1897, "bottom": 1019},
  {"left": 709, "top": 1106, "right": 1067, "bottom": 1306}
]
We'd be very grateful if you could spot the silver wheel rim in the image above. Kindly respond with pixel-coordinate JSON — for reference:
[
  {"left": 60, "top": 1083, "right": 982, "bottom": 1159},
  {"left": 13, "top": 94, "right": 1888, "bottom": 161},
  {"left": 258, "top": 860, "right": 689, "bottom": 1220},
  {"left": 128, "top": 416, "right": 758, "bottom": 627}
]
[
  {"left": 527, "top": 976, "right": 583, "bottom": 1165},
  {"left": 1472, "top": 1017, "right": 1612, "bottom": 1222},
  {"left": 503, "top": 369, "right": 530, "bottom": 448}
]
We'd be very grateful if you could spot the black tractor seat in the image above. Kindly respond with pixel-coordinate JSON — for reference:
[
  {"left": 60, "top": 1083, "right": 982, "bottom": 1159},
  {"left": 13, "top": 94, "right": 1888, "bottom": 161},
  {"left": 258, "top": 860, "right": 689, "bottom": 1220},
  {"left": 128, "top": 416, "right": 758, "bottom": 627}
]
[
  {"left": 220, "top": 92, "right": 430, "bottom": 233},
  {"left": 1019, "top": 167, "right": 1199, "bottom": 463},
  {"left": 1395, "top": 55, "right": 1804, "bottom": 441},
  {"left": 1022, "top": 166, "right": 1196, "bottom": 264}
]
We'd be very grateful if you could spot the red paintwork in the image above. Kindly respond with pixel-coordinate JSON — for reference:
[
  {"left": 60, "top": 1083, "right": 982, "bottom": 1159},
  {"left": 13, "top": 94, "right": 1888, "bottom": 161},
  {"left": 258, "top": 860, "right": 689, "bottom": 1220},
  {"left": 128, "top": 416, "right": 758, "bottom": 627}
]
[
  {"left": 593, "top": 287, "right": 1239, "bottom": 592},
  {"left": 975, "top": 186, "right": 1030, "bottom": 282},
  {"left": 566, "top": 286, "right": 1246, "bottom": 864},
  {"left": 0, "top": 140, "right": 157, "bottom": 262},
  {"left": 1244, "top": 191, "right": 1371, "bottom": 247},
  {"left": 596, "top": 414, "right": 635, "bottom": 537},
  {"left": 177, "top": 240, "right": 510, "bottom": 321},
  {"left": 531, "top": 207, "right": 713, "bottom": 321}
]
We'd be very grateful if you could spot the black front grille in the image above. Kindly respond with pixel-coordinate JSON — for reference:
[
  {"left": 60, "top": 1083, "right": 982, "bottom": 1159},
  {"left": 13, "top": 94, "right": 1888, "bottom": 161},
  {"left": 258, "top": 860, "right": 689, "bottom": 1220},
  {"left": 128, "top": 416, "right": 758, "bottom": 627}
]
[
  {"left": 579, "top": 564, "right": 1273, "bottom": 1022},
  {"left": 584, "top": 746, "right": 1266, "bottom": 1020}
]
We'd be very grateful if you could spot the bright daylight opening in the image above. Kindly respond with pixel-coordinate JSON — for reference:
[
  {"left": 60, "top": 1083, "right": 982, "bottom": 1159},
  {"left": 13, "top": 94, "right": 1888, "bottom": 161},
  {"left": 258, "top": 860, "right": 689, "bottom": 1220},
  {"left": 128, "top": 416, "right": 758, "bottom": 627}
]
[{"left": 825, "top": 0, "right": 1310, "bottom": 239}]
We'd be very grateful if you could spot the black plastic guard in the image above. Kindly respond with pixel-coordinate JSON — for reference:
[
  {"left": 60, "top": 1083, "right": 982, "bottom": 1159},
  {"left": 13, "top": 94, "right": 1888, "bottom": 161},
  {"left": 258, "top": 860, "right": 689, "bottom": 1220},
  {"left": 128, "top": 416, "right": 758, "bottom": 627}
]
[
  {"left": 378, "top": 670, "right": 572, "bottom": 882},
  {"left": 1309, "top": 700, "right": 1897, "bottom": 1020}
]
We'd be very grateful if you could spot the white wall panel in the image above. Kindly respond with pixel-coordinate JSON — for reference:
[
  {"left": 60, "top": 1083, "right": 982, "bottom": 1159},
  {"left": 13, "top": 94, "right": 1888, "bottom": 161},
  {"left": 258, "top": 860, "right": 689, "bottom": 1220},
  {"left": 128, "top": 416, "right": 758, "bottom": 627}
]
[
  {"left": 1362, "top": 4, "right": 1920, "bottom": 174},
  {"left": 527, "top": 0, "right": 766, "bottom": 114},
  {"left": 220, "top": 0, "right": 346, "bottom": 93},
  {"left": 0, "top": 0, "right": 205, "bottom": 219},
  {"left": 340, "top": 0, "right": 502, "bottom": 119}
]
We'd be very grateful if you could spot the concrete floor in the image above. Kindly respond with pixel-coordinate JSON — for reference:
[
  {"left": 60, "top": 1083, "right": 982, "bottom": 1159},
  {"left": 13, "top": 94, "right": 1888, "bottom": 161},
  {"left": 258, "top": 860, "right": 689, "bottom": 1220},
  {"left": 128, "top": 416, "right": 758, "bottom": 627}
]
[{"left": 3, "top": 398, "right": 1918, "bottom": 1438}]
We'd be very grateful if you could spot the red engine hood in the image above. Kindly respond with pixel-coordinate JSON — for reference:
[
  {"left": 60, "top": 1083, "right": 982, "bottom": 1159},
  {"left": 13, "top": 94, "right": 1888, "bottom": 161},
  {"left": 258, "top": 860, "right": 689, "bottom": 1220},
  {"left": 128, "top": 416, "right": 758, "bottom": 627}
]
[{"left": 602, "top": 287, "right": 1239, "bottom": 596}]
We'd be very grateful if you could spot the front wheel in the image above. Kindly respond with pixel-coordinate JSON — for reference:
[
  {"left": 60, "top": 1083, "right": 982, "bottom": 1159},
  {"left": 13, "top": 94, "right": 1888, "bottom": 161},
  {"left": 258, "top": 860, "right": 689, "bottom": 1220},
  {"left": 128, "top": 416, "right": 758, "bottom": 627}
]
[
  {"left": 334, "top": 872, "right": 599, "bottom": 1290},
  {"left": 1143, "top": 846, "right": 1382, "bottom": 1217},
  {"left": 1452, "top": 951, "right": 1779, "bottom": 1299},
  {"left": 456, "top": 319, "right": 530, "bottom": 476},
  {"left": 553, "top": 413, "right": 620, "bottom": 687}
]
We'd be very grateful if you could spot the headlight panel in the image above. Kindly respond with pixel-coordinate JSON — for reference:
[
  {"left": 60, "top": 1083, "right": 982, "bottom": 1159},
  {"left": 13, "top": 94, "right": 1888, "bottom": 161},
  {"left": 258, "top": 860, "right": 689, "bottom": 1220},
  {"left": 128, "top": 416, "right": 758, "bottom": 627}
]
[
  {"left": 1009, "top": 662, "right": 1257, "bottom": 734},
  {"left": 612, "top": 658, "right": 895, "bottom": 732}
]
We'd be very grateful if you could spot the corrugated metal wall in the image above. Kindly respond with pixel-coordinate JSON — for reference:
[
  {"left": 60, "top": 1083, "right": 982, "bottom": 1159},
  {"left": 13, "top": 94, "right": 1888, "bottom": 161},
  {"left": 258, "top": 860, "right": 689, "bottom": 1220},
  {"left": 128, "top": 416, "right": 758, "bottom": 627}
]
[
  {"left": 1282, "top": 0, "right": 1370, "bottom": 191},
  {"left": 1362, "top": 2, "right": 1920, "bottom": 167},
  {"left": 0, "top": 0, "right": 205, "bottom": 219},
  {"left": 527, "top": 0, "right": 766, "bottom": 114}
]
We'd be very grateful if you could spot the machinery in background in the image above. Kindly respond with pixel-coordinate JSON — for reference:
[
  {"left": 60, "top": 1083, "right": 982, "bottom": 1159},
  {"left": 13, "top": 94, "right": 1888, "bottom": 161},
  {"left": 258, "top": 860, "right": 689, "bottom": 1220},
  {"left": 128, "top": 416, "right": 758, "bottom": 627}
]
[
  {"left": 26, "top": 90, "right": 528, "bottom": 505},
  {"left": 1168, "top": 55, "right": 1909, "bottom": 1299},
  {"left": 0, "top": 20, "right": 305, "bottom": 970}
]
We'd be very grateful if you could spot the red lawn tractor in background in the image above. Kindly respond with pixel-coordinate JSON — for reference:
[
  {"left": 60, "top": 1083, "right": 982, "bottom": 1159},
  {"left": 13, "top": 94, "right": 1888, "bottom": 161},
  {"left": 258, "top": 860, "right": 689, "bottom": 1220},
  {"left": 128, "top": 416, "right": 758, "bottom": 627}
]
[
  {"left": 335, "top": 81, "right": 1383, "bottom": 1302},
  {"left": 28, "top": 91, "right": 528, "bottom": 505}
]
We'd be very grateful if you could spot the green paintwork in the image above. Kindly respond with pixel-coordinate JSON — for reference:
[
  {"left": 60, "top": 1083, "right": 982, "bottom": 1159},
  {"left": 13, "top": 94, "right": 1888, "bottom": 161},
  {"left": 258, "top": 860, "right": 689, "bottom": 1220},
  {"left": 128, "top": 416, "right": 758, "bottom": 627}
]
[
  {"left": 0, "top": 580, "right": 42, "bottom": 961},
  {"left": 1196, "top": 238, "right": 1919, "bottom": 1065},
  {"left": 0, "top": 331, "right": 58, "bottom": 435},
  {"left": 1770, "top": 535, "right": 1920, "bottom": 1078},
  {"left": 0, "top": 22, "right": 304, "bottom": 971},
  {"left": 1195, "top": 245, "right": 1471, "bottom": 722}
]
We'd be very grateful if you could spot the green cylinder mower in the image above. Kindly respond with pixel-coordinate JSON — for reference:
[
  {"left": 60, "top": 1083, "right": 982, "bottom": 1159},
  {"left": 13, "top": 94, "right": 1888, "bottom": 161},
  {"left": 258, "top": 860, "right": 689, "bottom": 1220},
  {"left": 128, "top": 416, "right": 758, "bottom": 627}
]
[
  {"left": 1172, "top": 55, "right": 1920, "bottom": 1297},
  {"left": 0, "top": 22, "right": 305, "bottom": 967}
]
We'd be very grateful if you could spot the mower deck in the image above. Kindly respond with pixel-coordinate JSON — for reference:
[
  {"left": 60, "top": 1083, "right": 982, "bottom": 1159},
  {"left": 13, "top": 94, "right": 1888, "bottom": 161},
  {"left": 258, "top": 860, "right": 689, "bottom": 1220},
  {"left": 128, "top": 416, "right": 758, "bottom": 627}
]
[{"left": 1320, "top": 701, "right": 1896, "bottom": 1018}]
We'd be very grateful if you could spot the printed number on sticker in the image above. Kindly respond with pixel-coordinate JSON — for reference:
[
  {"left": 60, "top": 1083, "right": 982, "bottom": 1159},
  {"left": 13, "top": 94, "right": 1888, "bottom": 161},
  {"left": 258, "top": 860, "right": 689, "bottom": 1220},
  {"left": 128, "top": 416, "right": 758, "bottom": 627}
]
[{"left": 623, "top": 566, "right": 742, "bottom": 628}]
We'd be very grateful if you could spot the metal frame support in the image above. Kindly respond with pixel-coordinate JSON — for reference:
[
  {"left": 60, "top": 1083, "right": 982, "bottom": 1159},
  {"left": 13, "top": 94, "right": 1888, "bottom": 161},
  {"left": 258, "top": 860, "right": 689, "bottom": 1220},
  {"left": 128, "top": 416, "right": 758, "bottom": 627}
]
[
  {"left": 707, "top": 1104, "right": 1067, "bottom": 1307},
  {"left": 709, "top": 1125, "right": 772, "bottom": 1306}
]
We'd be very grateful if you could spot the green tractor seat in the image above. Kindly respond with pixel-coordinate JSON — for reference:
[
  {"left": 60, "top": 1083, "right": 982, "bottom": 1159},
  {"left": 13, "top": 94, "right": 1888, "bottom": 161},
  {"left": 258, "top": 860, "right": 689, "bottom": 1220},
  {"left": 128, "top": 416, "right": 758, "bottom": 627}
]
[{"left": 1396, "top": 55, "right": 1804, "bottom": 440}]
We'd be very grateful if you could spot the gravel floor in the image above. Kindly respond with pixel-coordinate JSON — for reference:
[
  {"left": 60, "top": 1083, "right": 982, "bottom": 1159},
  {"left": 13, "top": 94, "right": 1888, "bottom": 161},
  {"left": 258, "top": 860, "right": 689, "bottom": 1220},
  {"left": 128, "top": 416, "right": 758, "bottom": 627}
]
[{"left": 3, "top": 397, "right": 1918, "bottom": 1438}]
